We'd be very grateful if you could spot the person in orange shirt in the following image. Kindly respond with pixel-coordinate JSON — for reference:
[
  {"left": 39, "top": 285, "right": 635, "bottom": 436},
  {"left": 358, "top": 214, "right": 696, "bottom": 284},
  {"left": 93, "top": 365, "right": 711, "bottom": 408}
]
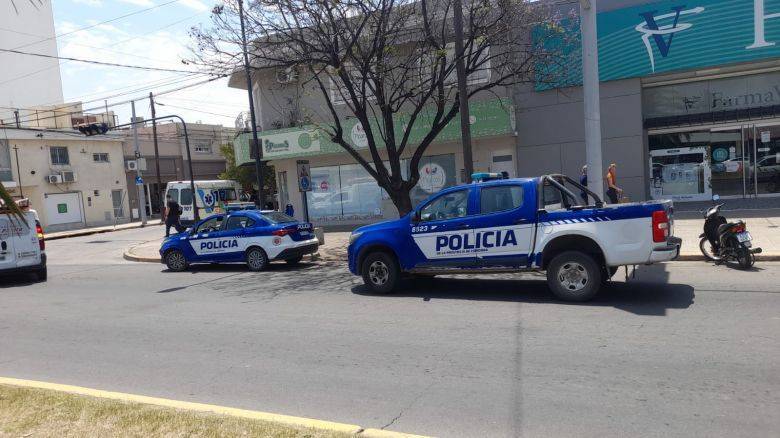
[{"left": 606, "top": 163, "right": 622, "bottom": 204}]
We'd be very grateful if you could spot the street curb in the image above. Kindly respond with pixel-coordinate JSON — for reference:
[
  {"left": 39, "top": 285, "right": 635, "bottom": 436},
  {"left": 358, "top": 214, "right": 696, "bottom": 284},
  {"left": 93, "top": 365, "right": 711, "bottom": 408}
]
[
  {"left": 47, "top": 222, "right": 162, "bottom": 241},
  {"left": 123, "top": 249, "right": 161, "bottom": 263},
  {"left": 0, "top": 377, "right": 427, "bottom": 438}
]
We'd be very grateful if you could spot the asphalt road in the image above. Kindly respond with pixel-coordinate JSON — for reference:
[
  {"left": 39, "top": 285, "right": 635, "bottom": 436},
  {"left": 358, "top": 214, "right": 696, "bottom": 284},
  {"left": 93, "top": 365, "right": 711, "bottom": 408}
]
[{"left": 1, "top": 226, "right": 778, "bottom": 437}]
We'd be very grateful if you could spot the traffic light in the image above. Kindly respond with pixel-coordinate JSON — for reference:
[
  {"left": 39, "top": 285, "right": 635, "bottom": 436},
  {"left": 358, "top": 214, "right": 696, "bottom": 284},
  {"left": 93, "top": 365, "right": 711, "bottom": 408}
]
[{"left": 78, "top": 123, "right": 109, "bottom": 136}]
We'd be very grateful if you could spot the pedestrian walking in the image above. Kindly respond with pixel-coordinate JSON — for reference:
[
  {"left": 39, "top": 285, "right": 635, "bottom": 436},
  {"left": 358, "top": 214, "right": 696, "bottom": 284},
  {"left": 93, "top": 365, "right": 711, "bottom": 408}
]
[
  {"left": 164, "top": 194, "right": 184, "bottom": 237},
  {"left": 579, "top": 165, "right": 588, "bottom": 204},
  {"left": 606, "top": 163, "right": 623, "bottom": 204}
]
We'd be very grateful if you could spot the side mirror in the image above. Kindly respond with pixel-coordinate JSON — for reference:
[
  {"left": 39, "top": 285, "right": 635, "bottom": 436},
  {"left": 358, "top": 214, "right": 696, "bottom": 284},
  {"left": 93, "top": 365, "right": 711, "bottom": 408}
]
[
  {"left": 412, "top": 210, "right": 421, "bottom": 223},
  {"left": 537, "top": 208, "right": 548, "bottom": 215}
]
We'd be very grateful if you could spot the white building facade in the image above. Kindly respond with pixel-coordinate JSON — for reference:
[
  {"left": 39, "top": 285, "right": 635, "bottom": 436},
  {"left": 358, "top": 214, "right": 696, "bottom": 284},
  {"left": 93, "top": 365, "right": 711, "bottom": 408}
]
[{"left": 0, "top": 0, "right": 64, "bottom": 125}]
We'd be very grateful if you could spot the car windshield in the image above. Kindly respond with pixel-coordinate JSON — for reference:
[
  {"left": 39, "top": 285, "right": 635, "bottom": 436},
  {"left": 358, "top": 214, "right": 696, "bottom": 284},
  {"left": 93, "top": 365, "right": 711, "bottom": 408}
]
[{"left": 262, "top": 212, "right": 297, "bottom": 224}]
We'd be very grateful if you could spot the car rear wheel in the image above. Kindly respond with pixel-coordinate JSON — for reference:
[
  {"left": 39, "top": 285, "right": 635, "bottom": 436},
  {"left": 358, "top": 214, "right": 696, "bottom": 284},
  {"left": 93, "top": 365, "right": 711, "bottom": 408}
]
[
  {"left": 165, "top": 249, "right": 188, "bottom": 272},
  {"left": 246, "top": 247, "right": 268, "bottom": 272},
  {"left": 546, "top": 251, "right": 602, "bottom": 302},
  {"left": 361, "top": 252, "right": 399, "bottom": 294}
]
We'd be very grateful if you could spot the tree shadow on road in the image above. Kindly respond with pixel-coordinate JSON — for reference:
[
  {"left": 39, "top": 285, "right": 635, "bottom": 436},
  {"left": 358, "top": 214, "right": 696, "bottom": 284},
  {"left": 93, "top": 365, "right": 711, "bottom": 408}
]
[{"left": 352, "top": 275, "right": 694, "bottom": 316}]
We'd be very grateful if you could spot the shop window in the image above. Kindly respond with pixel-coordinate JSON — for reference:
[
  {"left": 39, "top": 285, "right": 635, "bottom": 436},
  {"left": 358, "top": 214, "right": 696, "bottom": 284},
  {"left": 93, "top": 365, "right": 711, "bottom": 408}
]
[{"left": 403, "top": 153, "right": 458, "bottom": 207}]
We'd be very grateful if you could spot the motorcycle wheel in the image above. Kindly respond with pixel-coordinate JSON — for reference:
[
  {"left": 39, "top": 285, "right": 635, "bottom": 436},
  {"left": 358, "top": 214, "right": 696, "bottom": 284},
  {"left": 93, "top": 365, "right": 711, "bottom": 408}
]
[
  {"left": 699, "top": 237, "right": 721, "bottom": 262},
  {"left": 737, "top": 246, "right": 755, "bottom": 269}
]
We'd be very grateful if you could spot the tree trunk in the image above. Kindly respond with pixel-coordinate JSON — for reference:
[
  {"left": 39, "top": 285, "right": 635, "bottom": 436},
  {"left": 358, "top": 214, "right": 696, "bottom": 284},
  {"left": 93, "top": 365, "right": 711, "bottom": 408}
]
[{"left": 388, "top": 189, "right": 414, "bottom": 217}]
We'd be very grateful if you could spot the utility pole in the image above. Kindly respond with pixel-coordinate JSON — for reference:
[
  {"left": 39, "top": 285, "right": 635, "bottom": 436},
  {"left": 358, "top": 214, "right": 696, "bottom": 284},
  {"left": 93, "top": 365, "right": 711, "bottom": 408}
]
[
  {"left": 13, "top": 145, "right": 22, "bottom": 197},
  {"left": 238, "top": 0, "right": 265, "bottom": 208},
  {"left": 452, "top": 0, "right": 474, "bottom": 183},
  {"left": 149, "top": 92, "right": 163, "bottom": 215},
  {"left": 581, "top": 0, "right": 604, "bottom": 200},
  {"left": 131, "top": 101, "right": 148, "bottom": 226}
]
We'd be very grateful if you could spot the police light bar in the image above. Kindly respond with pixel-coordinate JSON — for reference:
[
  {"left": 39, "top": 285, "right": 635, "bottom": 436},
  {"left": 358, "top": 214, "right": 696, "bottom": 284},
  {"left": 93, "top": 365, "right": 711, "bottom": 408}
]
[{"left": 472, "top": 172, "right": 508, "bottom": 182}]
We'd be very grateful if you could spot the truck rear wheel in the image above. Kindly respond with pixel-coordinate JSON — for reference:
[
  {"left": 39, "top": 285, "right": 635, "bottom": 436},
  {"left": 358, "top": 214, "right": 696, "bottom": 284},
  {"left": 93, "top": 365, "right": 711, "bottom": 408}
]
[
  {"left": 361, "top": 252, "right": 399, "bottom": 294},
  {"left": 546, "top": 251, "right": 602, "bottom": 302}
]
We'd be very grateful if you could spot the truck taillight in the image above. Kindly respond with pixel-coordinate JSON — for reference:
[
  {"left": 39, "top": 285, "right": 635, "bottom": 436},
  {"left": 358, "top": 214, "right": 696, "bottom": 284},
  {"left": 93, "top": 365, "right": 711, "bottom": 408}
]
[
  {"left": 36, "top": 223, "right": 45, "bottom": 250},
  {"left": 652, "top": 210, "right": 669, "bottom": 243}
]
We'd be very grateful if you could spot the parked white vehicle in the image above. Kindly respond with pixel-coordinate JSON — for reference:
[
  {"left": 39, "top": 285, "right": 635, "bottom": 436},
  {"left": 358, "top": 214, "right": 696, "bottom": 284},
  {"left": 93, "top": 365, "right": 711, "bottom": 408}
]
[
  {"left": 0, "top": 211, "right": 46, "bottom": 280},
  {"left": 164, "top": 180, "right": 243, "bottom": 224}
]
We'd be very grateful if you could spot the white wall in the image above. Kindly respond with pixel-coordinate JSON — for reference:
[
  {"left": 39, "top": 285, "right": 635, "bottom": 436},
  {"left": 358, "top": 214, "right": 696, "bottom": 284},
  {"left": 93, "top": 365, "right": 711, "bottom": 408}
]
[{"left": 0, "top": 0, "right": 64, "bottom": 124}]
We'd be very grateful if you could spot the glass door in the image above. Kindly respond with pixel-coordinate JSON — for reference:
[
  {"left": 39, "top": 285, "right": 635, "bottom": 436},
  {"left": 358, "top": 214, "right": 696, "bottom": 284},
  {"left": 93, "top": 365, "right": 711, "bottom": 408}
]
[
  {"left": 709, "top": 127, "right": 746, "bottom": 198},
  {"left": 746, "top": 124, "right": 780, "bottom": 195}
]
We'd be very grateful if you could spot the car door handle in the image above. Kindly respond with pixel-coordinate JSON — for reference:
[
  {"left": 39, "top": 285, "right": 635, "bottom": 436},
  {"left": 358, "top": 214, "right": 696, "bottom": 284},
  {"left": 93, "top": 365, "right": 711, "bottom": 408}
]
[
  {"left": 514, "top": 218, "right": 528, "bottom": 224},
  {"left": 457, "top": 224, "right": 470, "bottom": 229}
]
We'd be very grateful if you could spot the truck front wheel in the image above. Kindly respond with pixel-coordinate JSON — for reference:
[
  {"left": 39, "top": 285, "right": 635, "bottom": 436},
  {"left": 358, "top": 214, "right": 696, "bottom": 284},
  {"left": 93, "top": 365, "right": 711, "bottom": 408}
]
[
  {"left": 546, "top": 251, "right": 602, "bottom": 302},
  {"left": 361, "top": 252, "right": 399, "bottom": 294}
]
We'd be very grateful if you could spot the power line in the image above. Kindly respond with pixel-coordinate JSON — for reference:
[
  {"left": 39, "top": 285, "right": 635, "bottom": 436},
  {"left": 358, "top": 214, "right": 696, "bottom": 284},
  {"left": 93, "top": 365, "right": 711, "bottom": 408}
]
[
  {"left": 155, "top": 102, "right": 238, "bottom": 119},
  {"left": 13, "top": 74, "right": 229, "bottom": 126},
  {"left": 0, "top": 7, "right": 206, "bottom": 88},
  {"left": 11, "top": 0, "right": 182, "bottom": 51},
  {"left": 0, "top": 48, "right": 210, "bottom": 74}
]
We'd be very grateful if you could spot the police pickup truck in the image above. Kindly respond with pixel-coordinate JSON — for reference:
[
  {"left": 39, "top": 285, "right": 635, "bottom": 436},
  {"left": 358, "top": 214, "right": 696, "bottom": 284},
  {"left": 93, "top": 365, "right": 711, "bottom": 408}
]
[
  {"left": 160, "top": 209, "right": 318, "bottom": 272},
  {"left": 348, "top": 173, "right": 680, "bottom": 302}
]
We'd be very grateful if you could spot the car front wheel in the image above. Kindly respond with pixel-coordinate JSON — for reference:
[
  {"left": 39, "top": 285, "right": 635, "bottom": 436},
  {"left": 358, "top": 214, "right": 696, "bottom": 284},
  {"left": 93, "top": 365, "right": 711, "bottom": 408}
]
[
  {"left": 361, "top": 252, "right": 399, "bottom": 294},
  {"left": 165, "top": 249, "right": 188, "bottom": 272},
  {"left": 546, "top": 251, "right": 602, "bottom": 302}
]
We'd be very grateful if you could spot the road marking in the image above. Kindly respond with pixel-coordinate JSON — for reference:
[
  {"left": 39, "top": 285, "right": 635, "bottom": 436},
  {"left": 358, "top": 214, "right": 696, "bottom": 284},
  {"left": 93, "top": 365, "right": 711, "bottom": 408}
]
[{"left": 0, "top": 376, "right": 428, "bottom": 438}]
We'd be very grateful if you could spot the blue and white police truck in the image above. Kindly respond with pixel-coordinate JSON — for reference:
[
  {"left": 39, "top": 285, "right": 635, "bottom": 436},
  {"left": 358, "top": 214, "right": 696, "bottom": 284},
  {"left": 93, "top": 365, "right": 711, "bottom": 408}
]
[
  {"left": 347, "top": 173, "right": 681, "bottom": 302},
  {"left": 160, "top": 209, "right": 318, "bottom": 272}
]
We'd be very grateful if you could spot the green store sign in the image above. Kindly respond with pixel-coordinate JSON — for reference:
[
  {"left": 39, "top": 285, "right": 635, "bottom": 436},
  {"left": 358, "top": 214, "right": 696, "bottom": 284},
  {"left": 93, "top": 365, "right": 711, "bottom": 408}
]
[
  {"left": 538, "top": 0, "right": 780, "bottom": 90},
  {"left": 234, "top": 98, "right": 514, "bottom": 164}
]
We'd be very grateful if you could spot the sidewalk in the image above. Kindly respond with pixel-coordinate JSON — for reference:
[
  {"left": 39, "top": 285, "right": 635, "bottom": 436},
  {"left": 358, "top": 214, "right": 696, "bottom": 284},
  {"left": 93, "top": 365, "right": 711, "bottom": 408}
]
[
  {"left": 124, "top": 215, "right": 780, "bottom": 263},
  {"left": 47, "top": 220, "right": 162, "bottom": 241}
]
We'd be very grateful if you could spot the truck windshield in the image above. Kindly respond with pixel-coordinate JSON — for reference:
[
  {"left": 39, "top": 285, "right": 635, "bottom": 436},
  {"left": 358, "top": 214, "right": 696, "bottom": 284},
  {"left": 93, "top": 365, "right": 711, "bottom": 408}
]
[{"left": 262, "top": 212, "right": 296, "bottom": 224}]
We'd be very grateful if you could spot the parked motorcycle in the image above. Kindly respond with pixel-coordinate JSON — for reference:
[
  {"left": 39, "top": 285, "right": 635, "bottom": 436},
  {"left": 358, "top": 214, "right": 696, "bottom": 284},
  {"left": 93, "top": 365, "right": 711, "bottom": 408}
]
[{"left": 699, "top": 196, "right": 762, "bottom": 269}]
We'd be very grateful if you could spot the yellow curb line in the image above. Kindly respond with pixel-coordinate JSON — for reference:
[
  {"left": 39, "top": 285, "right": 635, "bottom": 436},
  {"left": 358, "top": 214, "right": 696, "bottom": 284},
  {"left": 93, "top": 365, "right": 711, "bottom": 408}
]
[{"left": 0, "top": 377, "right": 427, "bottom": 437}]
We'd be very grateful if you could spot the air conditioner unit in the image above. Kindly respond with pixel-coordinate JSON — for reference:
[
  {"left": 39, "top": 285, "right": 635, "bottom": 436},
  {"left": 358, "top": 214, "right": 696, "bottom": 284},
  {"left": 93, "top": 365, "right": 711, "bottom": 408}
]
[
  {"left": 61, "top": 171, "right": 77, "bottom": 183},
  {"left": 47, "top": 174, "right": 63, "bottom": 184},
  {"left": 276, "top": 66, "right": 298, "bottom": 84},
  {"left": 126, "top": 160, "right": 138, "bottom": 171}
]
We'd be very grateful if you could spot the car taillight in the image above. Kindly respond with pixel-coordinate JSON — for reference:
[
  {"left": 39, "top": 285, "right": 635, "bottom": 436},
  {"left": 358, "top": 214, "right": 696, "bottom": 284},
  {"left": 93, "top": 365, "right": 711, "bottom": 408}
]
[
  {"left": 36, "top": 223, "right": 45, "bottom": 250},
  {"left": 652, "top": 210, "right": 669, "bottom": 243},
  {"left": 272, "top": 228, "right": 292, "bottom": 236}
]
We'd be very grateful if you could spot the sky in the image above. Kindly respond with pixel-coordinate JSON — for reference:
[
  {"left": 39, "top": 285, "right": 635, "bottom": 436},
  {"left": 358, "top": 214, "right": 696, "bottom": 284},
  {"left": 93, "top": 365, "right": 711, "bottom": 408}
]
[{"left": 52, "top": 0, "right": 248, "bottom": 128}]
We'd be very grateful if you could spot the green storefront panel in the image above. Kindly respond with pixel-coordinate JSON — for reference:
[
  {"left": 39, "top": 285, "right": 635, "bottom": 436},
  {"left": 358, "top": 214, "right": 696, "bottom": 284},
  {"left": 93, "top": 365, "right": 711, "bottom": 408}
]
[{"left": 234, "top": 98, "right": 514, "bottom": 165}]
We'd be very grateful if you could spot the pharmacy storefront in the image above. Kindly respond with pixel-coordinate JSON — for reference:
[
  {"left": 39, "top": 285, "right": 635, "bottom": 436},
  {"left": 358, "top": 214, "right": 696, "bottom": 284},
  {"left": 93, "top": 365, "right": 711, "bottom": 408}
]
[
  {"left": 234, "top": 98, "right": 516, "bottom": 226},
  {"left": 541, "top": 0, "right": 780, "bottom": 202}
]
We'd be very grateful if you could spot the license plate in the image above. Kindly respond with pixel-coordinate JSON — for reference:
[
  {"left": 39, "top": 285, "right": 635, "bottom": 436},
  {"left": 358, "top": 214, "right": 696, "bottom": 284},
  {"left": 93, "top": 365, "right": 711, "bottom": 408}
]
[
  {"left": 736, "top": 232, "right": 752, "bottom": 243},
  {"left": 299, "top": 231, "right": 311, "bottom": 237}
]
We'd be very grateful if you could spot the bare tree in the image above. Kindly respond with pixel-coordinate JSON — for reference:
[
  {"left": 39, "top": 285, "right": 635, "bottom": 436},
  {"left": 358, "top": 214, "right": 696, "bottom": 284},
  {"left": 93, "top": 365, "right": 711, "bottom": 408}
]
[{"left": 193, "top": 0, "right": 570, "bottom": 215}]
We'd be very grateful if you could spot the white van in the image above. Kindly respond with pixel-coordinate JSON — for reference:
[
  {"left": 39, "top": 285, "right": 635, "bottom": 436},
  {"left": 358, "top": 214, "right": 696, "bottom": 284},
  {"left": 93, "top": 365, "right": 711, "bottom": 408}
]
[
  {"left": 0, "top": 211, "right": 46, "bottom": 280},
  {"left": 164, "top": 180, "right": 243, "bottom": 224}
]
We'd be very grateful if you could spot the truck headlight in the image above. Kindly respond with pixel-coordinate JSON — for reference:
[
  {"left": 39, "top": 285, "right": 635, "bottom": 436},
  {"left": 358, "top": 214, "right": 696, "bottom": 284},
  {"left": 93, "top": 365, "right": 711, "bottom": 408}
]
[{"left": 349, "top": 232, "right": 362, "bottom": 245}]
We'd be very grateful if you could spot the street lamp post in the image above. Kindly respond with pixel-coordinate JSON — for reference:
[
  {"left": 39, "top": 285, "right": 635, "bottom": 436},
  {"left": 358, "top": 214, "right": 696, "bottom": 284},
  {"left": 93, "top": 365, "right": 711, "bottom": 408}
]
[{"left": 104, "top": 115, "right": 200, "bottom": 221}]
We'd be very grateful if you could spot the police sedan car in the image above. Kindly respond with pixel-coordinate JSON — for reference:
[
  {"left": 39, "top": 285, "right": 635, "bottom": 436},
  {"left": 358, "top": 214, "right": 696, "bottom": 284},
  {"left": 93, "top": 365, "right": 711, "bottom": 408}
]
[{"left": 160, "top": 210, "right": 318, "bottom": 272}]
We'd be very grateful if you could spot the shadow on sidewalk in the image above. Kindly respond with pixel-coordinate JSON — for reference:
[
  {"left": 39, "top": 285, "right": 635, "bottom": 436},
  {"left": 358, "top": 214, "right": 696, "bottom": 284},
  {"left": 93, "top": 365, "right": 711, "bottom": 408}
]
[{"left": 352, "top": 274, "right": 694, "bottom": 316}]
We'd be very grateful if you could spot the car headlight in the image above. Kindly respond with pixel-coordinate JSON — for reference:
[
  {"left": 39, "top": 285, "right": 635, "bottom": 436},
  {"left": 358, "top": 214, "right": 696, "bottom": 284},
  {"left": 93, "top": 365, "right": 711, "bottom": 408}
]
[{"left": 349, "top": 232, "right": 362, "bottom": 245}]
